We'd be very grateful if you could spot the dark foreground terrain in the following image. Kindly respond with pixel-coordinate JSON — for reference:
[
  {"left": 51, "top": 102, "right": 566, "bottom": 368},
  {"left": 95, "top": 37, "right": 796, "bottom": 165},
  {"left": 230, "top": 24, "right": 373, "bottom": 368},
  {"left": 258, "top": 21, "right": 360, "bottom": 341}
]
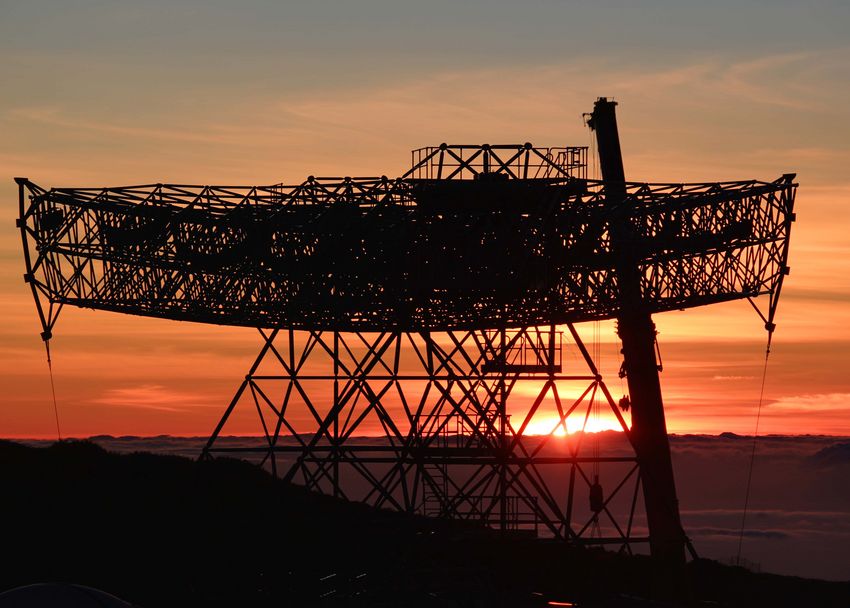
[{"left": 0, "top": 441, "right": 847, "bottom": 607}]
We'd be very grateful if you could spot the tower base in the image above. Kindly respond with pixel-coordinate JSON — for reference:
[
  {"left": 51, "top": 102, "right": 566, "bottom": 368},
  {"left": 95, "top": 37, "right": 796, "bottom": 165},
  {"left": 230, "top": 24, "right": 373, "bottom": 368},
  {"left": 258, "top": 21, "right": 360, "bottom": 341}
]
[{"left": 202, "top": 325, "right": 653, "bottom": 549}]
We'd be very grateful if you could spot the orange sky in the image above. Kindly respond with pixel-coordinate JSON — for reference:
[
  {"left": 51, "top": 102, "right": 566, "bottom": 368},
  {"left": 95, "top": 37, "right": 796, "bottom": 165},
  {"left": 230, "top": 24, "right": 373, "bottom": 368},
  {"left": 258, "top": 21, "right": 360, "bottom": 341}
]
[{"left": 1, "top": 2, "right": 849, "bottom": 438}]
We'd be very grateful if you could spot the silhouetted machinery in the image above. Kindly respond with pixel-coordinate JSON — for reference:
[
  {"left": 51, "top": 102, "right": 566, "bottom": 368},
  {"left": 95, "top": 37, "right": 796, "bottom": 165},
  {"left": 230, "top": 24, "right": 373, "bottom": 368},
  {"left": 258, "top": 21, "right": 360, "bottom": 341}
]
[{"left": 17, "top": 99, "right": 796, "bottom": 569}]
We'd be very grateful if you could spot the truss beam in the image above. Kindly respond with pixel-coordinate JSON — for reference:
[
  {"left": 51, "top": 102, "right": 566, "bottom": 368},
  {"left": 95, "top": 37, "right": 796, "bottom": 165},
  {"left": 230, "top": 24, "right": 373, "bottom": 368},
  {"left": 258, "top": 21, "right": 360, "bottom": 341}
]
[{"left": 16, "top": 155, "right": 795, "bottom": 336}]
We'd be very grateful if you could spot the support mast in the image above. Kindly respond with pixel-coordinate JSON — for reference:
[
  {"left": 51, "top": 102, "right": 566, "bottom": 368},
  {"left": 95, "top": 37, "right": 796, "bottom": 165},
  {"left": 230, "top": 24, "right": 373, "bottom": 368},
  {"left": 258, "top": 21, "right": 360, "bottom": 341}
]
[{"left": 588, "top": 98, "right": 686, "bottom": 565}]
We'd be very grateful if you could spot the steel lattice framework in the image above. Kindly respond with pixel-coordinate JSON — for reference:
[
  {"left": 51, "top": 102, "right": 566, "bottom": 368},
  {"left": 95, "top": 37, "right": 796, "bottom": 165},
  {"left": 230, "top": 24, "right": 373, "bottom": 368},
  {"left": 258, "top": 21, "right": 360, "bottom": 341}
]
[
  {"left": 198, "top": 325, "right": 646, "bottom": 544},
  {"left": 17, "top": 146, "right": 794, "bottom": 338},
  {"left": 18, "top": 125, "right": 797, "bottom": 555}
]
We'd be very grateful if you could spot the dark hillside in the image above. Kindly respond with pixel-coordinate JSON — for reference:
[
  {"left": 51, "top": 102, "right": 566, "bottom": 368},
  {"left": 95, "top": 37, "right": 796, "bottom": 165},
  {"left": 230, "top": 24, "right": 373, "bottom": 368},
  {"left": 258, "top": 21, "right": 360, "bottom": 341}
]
[{"left": 0, "top": 441, "right": 846, "bottom": 607}]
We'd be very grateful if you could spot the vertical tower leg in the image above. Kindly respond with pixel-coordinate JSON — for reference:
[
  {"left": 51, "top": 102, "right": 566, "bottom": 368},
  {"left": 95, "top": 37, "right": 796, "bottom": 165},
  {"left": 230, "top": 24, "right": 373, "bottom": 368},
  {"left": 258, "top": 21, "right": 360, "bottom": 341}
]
[
  {"left": 618, "top": 314, "right": 685, "bottom": 564},
  {"left": 498, "top": 328, "right": 508, "bottom": 533}
]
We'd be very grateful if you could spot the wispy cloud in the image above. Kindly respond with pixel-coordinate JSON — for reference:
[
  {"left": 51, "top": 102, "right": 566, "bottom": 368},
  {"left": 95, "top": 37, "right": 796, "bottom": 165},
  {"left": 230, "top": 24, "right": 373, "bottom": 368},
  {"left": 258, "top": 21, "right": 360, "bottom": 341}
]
[
  {"left": 768, "top": 392, "right": 850, "bottom": 413},
  {"left": 92, "top": 384, "right": 210, "bottom": 412},
  {"left": 714, "top": 51, "right": 821, "bottom": 110},
  {"left": 8, "top": 106, "right": 242, "bottom": 146}
]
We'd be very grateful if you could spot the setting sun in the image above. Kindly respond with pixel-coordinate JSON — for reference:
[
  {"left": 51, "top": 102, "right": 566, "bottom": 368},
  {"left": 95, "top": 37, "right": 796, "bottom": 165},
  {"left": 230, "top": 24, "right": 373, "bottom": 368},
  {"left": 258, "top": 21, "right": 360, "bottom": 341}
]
[{"left": 518, "top": 415, "right": 626, "bottom": 436}]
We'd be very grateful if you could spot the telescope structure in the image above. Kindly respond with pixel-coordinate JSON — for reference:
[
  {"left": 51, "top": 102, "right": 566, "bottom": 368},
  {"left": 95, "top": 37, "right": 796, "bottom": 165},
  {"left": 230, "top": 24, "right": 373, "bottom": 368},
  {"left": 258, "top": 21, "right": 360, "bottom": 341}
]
[{"left": 17, "top": 100, "right": 796, "bottom": 565}]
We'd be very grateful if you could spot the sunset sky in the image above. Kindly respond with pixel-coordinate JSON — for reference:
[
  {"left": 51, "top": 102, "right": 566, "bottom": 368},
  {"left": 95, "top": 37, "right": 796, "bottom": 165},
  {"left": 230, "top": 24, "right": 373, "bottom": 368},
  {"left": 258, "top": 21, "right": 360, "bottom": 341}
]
[{"left": 1, "top": 0, "right": 849, "bottom": 438}]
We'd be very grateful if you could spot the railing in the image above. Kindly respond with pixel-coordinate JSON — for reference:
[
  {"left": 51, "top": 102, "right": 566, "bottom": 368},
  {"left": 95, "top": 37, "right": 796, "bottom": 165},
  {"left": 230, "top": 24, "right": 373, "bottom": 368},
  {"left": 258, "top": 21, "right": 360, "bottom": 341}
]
[
  {"left": 482, "top": 329, "right": 563, "bottom": 374},
  {"left": 421, "top": 491, "right": 539, "bottom": 534},
  {"left": 417, "top": 413, "right": 508, "bottom": 449},
  {"left": 407, "top": 144, "right": 587, "bottom": 180}
]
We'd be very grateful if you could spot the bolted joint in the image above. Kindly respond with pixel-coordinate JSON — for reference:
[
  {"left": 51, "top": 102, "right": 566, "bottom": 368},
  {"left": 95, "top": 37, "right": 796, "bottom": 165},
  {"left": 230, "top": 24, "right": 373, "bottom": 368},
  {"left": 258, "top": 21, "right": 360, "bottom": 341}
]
[
  {"left": 765, "top": 321, "right": 776, "bottom": 332},
  {"left": 23, "top": 273, "right": 33, "bottom": 283},
  {"left": 40, "top": 330, "right": 52, "bottom": 341}
]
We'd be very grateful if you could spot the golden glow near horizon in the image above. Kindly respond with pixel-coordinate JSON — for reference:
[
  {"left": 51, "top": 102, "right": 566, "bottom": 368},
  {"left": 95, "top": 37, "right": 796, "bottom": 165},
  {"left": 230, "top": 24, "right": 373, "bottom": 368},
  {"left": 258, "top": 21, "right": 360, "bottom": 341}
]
[
  {"left": 1, "top": 2, "right": 849, "bottom": 439},
  {"left": 519, "top": 416, "right": 625, "bottom": 437}
]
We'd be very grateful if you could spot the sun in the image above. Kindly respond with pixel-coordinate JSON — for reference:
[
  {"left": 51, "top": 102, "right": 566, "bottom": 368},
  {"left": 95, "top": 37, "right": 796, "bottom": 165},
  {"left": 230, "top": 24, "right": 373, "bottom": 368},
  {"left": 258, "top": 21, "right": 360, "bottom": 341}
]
[{"left": 518, "top": 415, "right": 626, "bottom": 436}]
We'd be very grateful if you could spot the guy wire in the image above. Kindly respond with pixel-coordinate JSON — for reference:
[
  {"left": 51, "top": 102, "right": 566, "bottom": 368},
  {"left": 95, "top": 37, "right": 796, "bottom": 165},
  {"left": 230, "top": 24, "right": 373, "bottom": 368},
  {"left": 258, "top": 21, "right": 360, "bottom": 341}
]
[
  {"left": 735, "top": 344, "right": 771, "bottom": 566},
  {"left": 45, "top": 340, "right": 62, "bottom": 441}
]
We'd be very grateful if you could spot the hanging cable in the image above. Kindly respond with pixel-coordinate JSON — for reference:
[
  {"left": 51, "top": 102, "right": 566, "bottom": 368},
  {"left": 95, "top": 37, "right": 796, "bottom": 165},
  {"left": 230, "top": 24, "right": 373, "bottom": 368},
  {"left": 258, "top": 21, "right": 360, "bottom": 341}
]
[
  {"left": 735, "top": 343, "right": 771, "bottom": 566},
  {"left": 45, "top": 340, "right": 62, "bottom": 441}
]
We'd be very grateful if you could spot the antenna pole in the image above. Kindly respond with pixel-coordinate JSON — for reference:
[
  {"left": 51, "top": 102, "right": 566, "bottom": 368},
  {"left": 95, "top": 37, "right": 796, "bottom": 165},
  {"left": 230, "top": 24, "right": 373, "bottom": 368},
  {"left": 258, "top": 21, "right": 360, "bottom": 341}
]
[{"left": 589, "top": 99, "right": 687, "bottom": 573}]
